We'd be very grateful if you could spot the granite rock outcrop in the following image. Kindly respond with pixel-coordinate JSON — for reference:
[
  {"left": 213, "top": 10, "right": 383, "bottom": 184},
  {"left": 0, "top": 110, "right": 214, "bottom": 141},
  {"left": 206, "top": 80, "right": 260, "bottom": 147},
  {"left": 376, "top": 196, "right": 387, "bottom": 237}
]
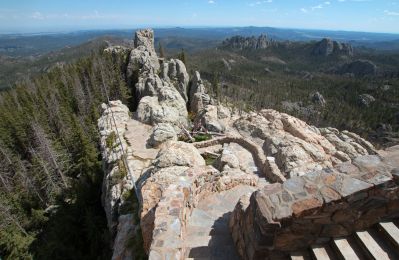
[
  {"left": 99, "top": 29, "right": 399, "bottom": 260},
  {"left": 312, "top": 38, "right": 353, "bottom": 57}
]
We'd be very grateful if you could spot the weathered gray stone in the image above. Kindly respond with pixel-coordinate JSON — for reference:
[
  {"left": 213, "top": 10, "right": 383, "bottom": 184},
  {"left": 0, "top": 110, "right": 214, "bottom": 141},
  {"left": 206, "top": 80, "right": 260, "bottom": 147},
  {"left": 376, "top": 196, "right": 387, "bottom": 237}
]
[
  {"left": 149, "top": 123, "right": 177, "bottom": 147},
  {"left": 154, "top": 141, "right": 205, "bottom": 168}
]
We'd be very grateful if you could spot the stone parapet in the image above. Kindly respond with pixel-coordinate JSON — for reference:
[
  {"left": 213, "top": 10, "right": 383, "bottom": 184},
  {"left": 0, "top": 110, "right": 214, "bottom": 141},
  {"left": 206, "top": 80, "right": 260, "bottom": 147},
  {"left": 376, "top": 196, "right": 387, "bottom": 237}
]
[
  {"left": 230, "top": 146, "right": 399, "bottom": 259},
  {"left": 145, "top": 164, "right": 260, "bottom": 258}
]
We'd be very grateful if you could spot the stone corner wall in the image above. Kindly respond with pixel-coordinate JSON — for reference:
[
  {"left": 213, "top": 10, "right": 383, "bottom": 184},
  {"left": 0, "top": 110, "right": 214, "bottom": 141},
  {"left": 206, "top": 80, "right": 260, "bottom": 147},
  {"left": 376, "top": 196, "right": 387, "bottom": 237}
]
[{"left": 230, "top": 146, "right": 399, "bottom": 259}]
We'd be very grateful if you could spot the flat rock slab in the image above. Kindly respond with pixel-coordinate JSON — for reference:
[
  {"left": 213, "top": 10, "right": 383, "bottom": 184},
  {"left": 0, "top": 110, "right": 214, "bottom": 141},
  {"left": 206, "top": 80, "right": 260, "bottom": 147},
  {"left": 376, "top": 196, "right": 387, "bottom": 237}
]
[{"left": 124, "top": 119, "right": 159, "bottom": 160}]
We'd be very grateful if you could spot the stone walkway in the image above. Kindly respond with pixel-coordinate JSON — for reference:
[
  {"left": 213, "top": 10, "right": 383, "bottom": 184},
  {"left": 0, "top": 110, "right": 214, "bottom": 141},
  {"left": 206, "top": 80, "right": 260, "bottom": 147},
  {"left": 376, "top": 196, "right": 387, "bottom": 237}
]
[
  {"left": 123, "top": 119, "right": 159, "bottom": 182},
  {"left": 183, "top": 141, "right": 269, "bottom": 259},
  {"left": 184, "top": 184, "right": 266, "bottom": 259}
]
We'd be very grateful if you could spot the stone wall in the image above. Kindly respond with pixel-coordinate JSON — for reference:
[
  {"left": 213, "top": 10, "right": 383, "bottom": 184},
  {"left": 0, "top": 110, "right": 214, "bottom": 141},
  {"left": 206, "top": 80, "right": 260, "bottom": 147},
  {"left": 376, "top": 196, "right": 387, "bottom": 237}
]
[
  {"left": 230, "top": 146, "right": 399, "bottom": 259},
  {"left": 193, "top": 135, "right": 286, "bottom": 183},
  {"left": 145, "top": 164, "right": 260, "bottom": 259}
]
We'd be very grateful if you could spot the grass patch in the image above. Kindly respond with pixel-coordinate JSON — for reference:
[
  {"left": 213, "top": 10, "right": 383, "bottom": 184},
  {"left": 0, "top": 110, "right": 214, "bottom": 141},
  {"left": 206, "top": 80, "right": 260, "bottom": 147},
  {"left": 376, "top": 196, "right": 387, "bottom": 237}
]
[
  {"left": 202, "top": 153, "right": 218, "bottom": 166},
  {"left": 194, "top": 133, "right": 212, "bottom": 142},
  {"left": 106, "top": 131, "right": 117, "bottom": 149}
]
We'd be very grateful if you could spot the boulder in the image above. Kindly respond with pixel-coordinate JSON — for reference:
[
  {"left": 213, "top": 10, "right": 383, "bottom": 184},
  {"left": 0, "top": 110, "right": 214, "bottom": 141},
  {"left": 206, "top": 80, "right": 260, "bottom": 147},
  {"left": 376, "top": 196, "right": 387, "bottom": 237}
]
[
  {"left": 201, "top": 105, "right": 226, "bottom": 133},
  {"left": 310, "top": 92, "right": 326, "bottom": 106},
  {"left": 149, "top": 123, "right": 177, "bottom": 147},
  {"left": 357, "top": 94, "right": 376, "bottom": 107},
  {"left": 154, "top": 141, "right": 205, "bottom": 168}
]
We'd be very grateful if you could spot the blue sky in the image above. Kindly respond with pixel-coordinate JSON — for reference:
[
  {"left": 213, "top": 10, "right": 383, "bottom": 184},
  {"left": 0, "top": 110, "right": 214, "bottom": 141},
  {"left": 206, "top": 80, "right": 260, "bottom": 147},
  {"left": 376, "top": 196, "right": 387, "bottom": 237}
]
[{"left": 0, "top": 0, "right": 398, "bottom": 33}]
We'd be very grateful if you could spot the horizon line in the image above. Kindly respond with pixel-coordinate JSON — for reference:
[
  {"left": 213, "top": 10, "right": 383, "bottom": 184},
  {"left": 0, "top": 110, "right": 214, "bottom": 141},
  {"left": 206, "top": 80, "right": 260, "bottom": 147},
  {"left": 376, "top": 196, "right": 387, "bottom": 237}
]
[{"left": 1, "top": 25, "right": 399, "bottom": 37}]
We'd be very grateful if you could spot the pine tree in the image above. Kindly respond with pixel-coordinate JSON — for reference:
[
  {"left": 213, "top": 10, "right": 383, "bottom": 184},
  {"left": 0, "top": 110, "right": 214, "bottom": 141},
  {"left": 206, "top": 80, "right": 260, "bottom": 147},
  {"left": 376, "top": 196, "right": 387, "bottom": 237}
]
[
  {"left": 159, "top": 42, "right": 165, "bottom": 58},
  {"left": 179, "top": 48, "right": 187, "bottom": 65}
]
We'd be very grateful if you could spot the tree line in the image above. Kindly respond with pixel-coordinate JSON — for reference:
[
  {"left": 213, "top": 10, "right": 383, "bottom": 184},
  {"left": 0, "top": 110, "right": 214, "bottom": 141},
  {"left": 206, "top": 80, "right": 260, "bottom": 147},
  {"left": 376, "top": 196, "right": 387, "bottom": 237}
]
[{"left": 0, "top": 50, "right": 131, "bottom": 259}]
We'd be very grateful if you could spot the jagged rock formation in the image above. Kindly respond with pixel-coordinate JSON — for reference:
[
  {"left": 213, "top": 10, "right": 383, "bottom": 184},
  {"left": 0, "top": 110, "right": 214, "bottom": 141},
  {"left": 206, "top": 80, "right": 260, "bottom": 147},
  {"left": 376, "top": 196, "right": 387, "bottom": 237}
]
[
  {"left": 221, "top": 34, "right": 279, "bottom": 50},
  {"left": 312, "top": 38, "right": 354, "bottom": 57},
  {"left": 337, "top": 59, "right": 378, "bottom": 77},
  {"left": 127, "top": 29, "right": 160, "bottom": 77},
  {"left": 98, "top": 29, "right": 399, "bottom": 260},
  {"left": 188, "top": 71, "right": 212, "bottom": 114},
  {"left": 135, "top": 74, "right": 188, "bottom": 127},
  {"left": 124, "top": 29, "right": 190, "bottom": 128},
  {"left": 310, "top": 91, "right": 326, "bottom": 106},
  {"left": 161, "top": 59, "right": 190, "bottom": 102}
]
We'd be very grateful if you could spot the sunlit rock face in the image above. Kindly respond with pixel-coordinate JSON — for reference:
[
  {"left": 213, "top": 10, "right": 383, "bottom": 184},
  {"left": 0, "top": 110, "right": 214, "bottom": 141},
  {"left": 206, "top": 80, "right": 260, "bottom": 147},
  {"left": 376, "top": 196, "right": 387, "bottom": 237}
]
[
  {"left": 99, "top": 28, "right": 399, "bottom": 260},
  {"left": 312, "top": 38, "right": 354, "bottom": 57}
]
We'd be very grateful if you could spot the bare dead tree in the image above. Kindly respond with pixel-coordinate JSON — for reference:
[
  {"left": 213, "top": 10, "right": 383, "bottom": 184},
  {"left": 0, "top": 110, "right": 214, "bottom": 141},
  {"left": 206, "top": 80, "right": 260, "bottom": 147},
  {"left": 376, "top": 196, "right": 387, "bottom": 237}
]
[
  {"left": 29, "top": 147, "right": 62, "bottom": 198},
  {"left": 0, "top": 144, "right": 13, "bottom": 193},
  {"left": 18, "top": 159, "right": 46, "bottom": 205},
  {"left": 31, "top": 123, "right": 69, "bottom": 188},
  {"left": 0, "top": 200, "right": 28, "bottom": 236}
]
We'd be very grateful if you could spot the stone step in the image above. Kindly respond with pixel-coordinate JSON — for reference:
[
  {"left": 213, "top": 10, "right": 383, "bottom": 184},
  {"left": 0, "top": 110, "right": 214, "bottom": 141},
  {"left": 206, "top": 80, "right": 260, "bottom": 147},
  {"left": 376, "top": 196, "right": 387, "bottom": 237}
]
[
  {"left": 355, "top": 230, "right": 390, "bottom": 260},
  {"left": 377, "top": 222, "right": 399, "bottom": 252},
  {"left": 331, "top": 237, "right": 361, "bottom": 260},
  {"left": 310, "top": 245, "right": 333, "bottom": 260},
  {"left": 290, "top": 250, "right": 312, "bottom": 260}
]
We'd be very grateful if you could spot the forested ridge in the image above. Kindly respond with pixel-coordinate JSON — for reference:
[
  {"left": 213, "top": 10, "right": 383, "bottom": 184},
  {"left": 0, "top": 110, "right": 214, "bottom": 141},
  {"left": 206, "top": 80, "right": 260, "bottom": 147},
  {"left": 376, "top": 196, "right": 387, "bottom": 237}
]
[{"left": 0, "top": 50, "right": 130, "bottom": 259}]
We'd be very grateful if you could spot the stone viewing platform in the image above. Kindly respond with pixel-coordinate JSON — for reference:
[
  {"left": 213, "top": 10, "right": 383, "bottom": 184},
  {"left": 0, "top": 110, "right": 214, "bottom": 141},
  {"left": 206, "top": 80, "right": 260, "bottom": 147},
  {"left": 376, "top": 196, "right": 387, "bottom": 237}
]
[
  {"left": 230, "top": 146, "right": 399, "bottom": 259},
  {"left": 98, "top": 29, "right": 399, "bottom": 259}
]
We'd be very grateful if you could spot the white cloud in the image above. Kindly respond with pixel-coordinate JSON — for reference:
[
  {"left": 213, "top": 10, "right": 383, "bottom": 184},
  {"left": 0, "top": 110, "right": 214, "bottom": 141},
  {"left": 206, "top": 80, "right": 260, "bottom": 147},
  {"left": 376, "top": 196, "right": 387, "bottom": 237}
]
[
  {"left": 300, "top": 8, "right": 308, "bottom": 13},
  {"left": 311, "top": 4, "right": 323, "bottom": 10},
  {"left": 384, "top": 10, "right": 399, "bottom": 16},
  {"left": 208, "top": 0, "right": 215, "bottom": 4},
  {"left": 324, "top": 1, "right": 331, "bottom": 5},
  {"left": 249, "top": 0, "right": 272, "bottom": 7},
  {"left": 30, "top": 11, "right": 44, "bottom": 20}
]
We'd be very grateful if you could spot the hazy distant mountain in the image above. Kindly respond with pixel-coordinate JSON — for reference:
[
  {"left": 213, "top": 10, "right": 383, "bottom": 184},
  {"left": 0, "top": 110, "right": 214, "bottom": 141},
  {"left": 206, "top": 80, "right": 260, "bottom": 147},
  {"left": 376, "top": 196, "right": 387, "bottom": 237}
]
[{"left": 1, "top": 27, "right": 399, "bottom": 58}]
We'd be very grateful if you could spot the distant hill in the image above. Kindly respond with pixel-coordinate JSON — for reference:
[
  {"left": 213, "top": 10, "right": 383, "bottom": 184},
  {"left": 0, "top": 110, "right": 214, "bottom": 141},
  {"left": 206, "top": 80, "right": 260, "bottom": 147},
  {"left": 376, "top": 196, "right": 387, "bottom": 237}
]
[{"left": 1, "top": 26, "right": 399, "bottom": 59}]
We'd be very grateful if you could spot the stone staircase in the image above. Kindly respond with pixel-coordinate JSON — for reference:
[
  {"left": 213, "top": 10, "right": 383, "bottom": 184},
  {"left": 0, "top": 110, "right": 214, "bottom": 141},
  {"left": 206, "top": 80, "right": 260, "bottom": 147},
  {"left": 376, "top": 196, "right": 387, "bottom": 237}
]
[
  {"left": 184, "top": 185, "right": 260, "bottom": 260},
  {"left": 184, "top": 197, "right": 399, "bottom": 260},
  {"left": 291, "top": 220, "right": 399, "bottom": 260}
]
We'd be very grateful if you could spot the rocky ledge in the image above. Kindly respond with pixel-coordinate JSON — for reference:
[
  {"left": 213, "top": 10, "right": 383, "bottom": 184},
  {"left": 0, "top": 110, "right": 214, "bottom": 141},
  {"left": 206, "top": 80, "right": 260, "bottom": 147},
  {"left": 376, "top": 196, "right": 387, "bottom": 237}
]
[{"left": 98, "top": 29, "right": 399, "bottom": 259}]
